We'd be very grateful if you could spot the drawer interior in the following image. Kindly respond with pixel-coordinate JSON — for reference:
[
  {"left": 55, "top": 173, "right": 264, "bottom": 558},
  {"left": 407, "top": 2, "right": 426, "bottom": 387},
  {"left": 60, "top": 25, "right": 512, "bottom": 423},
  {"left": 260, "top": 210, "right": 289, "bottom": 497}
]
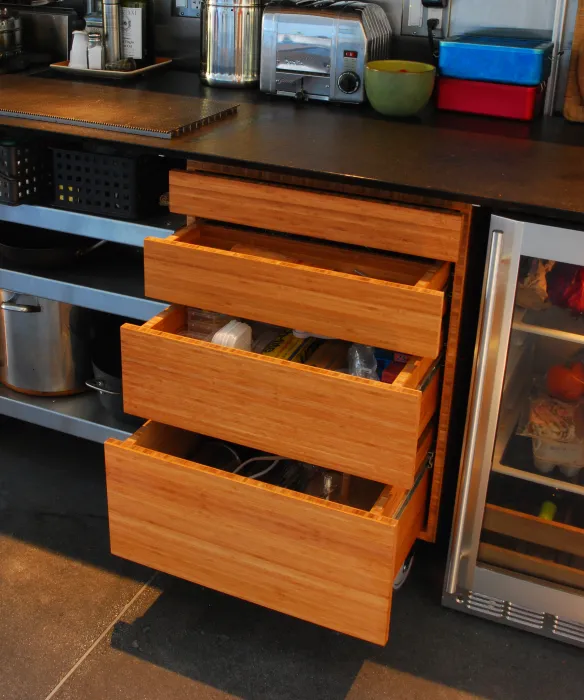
[
  {"left": 145, "top": 222, "right": 450, "bottom": 358},
  {"left": 122, "top": 305, "right": 439, "bottom": 487},
  {"left": 177, "top": 223, "right": 450, "bottom": 290},
  {"left": 106, "top": 421, "right": 430, "bottom": 644},
  {"left": 137, "top": 304, "right": 437, "bottom": 390}
]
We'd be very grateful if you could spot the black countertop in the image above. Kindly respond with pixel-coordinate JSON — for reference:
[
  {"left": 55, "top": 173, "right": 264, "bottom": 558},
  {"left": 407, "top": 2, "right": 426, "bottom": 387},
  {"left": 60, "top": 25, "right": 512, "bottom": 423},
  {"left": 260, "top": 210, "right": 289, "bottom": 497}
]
[{"left": 2, "top": 70, "right": 584, "bottom": 221}]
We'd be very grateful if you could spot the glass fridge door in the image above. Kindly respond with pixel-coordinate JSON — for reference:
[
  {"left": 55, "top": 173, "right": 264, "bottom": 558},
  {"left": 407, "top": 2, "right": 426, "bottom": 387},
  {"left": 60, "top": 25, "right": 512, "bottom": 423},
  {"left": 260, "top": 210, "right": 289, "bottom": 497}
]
[{"left": 445, "top": 216, "right": 584, "bottom": 637}]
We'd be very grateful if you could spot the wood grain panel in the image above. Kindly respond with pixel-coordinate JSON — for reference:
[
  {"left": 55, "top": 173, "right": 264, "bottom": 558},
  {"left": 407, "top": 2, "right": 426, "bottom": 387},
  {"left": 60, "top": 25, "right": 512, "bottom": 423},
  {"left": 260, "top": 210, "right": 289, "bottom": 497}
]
[
  {"left": 120, "top": 309, "right": 439, "bottom": 487},
  {"left": 144, "top": 223, "right": 448, "bottom": 358},
  {"left": 105, "top": 422, "right": 429, "bottom": 644},
  {"left": 479, "top": 543, "right": 584, "bottom": 591},
  {"left": 420, "top": 207, "right": 473, "bottom": 542},
  {"left": 483, "top": 504, "right": 584, "bottom": 559},
  {"left": 169, "top": 170, "right": 463, "bottom": 262},
  {"left": 564, "top": 0, "right": 584, "bottom": 122}
]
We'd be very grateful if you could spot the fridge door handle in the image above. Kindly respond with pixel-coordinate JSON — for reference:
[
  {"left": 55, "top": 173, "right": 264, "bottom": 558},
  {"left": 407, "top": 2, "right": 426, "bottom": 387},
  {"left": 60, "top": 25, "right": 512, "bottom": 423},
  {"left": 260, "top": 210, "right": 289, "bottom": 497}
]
[{"left": 445, "top": 229, "right": 504, "bottom": 595}]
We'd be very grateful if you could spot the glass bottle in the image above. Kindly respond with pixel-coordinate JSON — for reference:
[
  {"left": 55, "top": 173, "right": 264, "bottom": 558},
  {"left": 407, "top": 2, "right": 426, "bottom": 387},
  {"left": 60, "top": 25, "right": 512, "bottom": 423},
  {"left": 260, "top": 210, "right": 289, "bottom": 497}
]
[{"left": 121, "top": 0, "right": 154, "bottom": 67}]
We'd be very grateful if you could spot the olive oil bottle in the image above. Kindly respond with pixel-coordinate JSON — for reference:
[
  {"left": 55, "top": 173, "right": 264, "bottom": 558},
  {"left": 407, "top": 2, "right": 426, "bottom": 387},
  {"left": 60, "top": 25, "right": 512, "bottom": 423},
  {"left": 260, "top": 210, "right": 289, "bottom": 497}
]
[{"left": 121, "top": 0, "right": 154, "bottom": 67}]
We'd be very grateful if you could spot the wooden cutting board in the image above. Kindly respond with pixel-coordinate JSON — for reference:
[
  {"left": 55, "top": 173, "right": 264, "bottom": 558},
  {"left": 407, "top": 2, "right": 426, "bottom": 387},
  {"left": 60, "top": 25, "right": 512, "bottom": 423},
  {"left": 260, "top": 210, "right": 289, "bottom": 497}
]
[
  {"left": 0, "top": 75, "right": 238, "bottom": 139},
  {"left": 564, "top": 0, "right": 584, "bottom": 121}
]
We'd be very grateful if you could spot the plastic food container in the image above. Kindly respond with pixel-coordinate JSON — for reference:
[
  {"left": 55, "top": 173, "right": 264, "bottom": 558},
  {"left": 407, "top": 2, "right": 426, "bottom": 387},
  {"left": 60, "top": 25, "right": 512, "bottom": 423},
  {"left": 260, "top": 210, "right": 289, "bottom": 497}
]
[
  {"left": 437, "top": 77, "right": 544, "bottom": 121},
  {"left": 438, "top": 35, "right": 553, "bottom": 86},
  {"left": 532, "top": 437, "right": 584, "bottom": 473}
]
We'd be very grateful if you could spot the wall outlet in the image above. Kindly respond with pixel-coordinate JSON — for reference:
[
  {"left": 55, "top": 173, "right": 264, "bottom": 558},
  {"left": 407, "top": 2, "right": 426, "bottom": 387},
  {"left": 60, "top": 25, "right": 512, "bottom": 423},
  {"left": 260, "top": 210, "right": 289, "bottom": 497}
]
[
  {"left": 172, "top": 0, "right": 201, "bottom": 18},
  {"left": 401, "top": 0, "right": 449, "bottom": 36}
]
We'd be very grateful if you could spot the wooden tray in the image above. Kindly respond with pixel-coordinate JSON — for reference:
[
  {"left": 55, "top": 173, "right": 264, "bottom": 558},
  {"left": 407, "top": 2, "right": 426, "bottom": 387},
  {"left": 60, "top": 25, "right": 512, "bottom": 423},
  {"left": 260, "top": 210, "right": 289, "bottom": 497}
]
[
  {"left": 564, "top": 0, "right": 584, "bottom": 121},
  {"left": 50, "top": 57, "right": 173, "bottom": 80}
]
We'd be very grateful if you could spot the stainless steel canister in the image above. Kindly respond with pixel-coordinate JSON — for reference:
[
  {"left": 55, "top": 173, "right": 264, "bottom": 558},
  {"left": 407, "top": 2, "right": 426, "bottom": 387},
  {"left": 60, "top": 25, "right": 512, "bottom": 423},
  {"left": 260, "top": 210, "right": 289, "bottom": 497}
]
[
  {"left": 200, "top": 0, "right": 262, "bottom": 88},
  {"left": 0, "top": 291, "right": 92, "bottom": 396},
  {"left": 102, "top": 0, "right": 121, "bottom": 65}
]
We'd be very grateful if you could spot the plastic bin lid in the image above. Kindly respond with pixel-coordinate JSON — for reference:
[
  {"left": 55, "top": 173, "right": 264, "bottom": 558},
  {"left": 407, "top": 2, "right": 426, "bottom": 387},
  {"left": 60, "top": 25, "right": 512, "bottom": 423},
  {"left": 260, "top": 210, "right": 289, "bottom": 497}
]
[{"left": 441, "top": 35, "right": 553, "bottom": 52}]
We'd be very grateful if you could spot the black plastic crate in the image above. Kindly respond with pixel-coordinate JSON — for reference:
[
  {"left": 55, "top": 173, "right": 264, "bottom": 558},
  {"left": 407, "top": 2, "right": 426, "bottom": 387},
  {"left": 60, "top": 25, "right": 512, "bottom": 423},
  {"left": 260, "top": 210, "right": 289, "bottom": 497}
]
[
  {"left": 52, "top": 148, "right": 170, "bottom": 221},
  {"left": 0, "top": 139, "right": 50, "bottom": 205}
]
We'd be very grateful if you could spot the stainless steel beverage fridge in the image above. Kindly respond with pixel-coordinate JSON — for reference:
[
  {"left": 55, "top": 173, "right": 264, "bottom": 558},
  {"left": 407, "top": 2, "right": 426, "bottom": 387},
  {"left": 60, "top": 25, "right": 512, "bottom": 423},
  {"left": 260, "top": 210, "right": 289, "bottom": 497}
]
[{"left": 444, "top": 214, "right": 584, "bottom": 647}]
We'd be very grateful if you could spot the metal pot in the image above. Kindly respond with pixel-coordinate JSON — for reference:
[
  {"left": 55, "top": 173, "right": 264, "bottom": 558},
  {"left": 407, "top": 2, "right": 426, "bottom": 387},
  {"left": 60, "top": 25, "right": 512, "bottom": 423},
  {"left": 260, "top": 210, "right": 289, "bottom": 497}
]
[
  {"left": 86, "top": 362, "right": 140, "bottom": 425},
  {"left": 85, "top": 312, "right": 140, "bottom": 425},
  {"left": 0, "top": 291, "right": 92, "bottom": 395},
  {"left": 200, "top": 0, "right": 263, "bottom": 87}
]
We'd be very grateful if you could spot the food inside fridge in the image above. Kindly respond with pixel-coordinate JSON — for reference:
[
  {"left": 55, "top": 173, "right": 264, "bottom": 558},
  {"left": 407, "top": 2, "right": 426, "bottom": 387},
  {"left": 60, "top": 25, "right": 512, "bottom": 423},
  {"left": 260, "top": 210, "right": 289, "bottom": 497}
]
[{"left": 546, "top": 362, "right": 584, "bottom": 402}]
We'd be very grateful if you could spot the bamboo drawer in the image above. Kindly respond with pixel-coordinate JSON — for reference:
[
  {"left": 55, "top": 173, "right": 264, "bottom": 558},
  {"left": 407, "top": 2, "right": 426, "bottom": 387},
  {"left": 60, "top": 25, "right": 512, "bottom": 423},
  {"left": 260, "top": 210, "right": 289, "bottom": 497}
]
[
  {"left": 105, "top": 421, "right": 430, "bottom": 645},
  {"left": 169, "top": 170, "right": 463, "bottom": 262},
  {"left": 144, "top": 223, "right": 450, "bottom": 359},
  {"left": 121, "top": 306, "right": 440, "bottom": 488}
]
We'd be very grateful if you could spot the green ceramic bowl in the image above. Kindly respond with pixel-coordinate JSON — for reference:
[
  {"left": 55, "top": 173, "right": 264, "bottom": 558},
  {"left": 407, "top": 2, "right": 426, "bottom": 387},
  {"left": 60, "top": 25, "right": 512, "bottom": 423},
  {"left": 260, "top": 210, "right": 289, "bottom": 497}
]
[{"left": 365, "top": 60, "right": 436, "bottom": 117}]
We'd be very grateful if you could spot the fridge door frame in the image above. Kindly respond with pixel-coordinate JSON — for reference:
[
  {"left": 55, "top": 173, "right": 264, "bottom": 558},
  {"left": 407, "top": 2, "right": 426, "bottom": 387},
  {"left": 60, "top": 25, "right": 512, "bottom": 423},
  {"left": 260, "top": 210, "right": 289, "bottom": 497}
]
[{"left": 444, "top": 214, "right": 584, "bottom": 629}]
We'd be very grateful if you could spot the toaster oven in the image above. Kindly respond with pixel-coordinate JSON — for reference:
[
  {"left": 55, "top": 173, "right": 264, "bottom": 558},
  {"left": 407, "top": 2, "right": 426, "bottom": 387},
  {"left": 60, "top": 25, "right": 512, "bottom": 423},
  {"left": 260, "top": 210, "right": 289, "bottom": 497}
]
[{"left": 260, "top": 0, "right": 392, "bottom": 103}]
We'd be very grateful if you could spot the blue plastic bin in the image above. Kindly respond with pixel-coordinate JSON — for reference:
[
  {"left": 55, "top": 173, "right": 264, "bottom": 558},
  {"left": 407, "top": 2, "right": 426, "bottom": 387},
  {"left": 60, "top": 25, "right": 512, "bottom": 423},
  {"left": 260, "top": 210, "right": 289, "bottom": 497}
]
[{"left": 438, "top": 36, "right": 553, "bottom": 86}]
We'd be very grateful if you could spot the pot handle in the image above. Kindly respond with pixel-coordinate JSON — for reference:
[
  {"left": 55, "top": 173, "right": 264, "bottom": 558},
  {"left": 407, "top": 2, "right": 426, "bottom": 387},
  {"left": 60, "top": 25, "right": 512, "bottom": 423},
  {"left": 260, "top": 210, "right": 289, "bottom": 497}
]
[
  {"left": 85, "top": 378, "right": 121, "bottom": 396},
  {"left": 1, "top": 295, "right": 41, "bottom": 313}
]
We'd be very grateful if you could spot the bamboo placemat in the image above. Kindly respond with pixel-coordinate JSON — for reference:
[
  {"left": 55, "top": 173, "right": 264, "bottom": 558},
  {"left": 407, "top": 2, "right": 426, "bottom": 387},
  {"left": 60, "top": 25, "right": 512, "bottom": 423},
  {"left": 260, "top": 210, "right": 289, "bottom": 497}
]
[{"left": 564, "top": 0, "right": 584, "bottom": 121}]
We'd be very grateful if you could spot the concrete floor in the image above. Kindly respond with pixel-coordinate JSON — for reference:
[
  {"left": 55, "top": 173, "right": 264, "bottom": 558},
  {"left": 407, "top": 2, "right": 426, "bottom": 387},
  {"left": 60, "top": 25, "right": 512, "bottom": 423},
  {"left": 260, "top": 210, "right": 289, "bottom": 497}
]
[{"left": 2, "top": 419, "right": 583, "bottom": 700}]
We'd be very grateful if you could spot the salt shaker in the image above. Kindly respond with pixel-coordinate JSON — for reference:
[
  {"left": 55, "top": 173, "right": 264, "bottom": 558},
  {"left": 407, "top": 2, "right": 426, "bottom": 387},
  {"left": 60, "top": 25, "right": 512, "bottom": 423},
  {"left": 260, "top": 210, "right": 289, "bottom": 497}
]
[{"left": 87, "top": 33, "right": 104, "bottom": 69}]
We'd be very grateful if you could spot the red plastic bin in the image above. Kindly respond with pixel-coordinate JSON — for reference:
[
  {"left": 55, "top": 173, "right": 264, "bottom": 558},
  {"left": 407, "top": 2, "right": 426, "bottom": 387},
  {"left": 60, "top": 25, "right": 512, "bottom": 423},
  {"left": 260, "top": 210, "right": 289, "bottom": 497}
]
[{"left": 437, "top": 77, "right": 544, "bottom": 121}]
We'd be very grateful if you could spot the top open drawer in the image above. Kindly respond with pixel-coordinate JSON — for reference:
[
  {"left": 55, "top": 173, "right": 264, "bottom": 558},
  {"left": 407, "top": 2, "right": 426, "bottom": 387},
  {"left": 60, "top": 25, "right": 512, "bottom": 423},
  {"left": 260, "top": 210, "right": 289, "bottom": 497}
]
[
  {"left": 145, "top": 222, "right": 450, "bottom": 358},
  {"left": 169, "top": 170, "right": 463, "bottom": 262}
]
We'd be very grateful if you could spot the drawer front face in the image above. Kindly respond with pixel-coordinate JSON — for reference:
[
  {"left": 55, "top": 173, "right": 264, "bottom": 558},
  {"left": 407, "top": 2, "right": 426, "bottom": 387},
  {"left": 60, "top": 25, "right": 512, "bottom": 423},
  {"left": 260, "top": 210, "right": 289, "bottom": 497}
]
[
  {"left": 105, "top": 423, "right": 430, "bottom": 644},
  {"left": 121, "top": 309, "right": 439, "bottom": 488},
  {"left": 144, "top": 225, "right": 448, "bottom": 359},
  {"left": 169, "top": 170, "right": 463, "bottom": 262}
]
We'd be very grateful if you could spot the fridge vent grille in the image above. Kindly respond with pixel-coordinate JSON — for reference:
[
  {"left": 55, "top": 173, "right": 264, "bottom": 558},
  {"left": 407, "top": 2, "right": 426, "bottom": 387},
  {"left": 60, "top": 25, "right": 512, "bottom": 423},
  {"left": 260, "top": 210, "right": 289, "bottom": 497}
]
[
  {"left": 506, "top": 603, "right": 544, "bottom": 630},
  {"left": 466, "top": 592, "right": 505, "bottom": 618},
  {"left": 553, "top": 617, "right": 584, "bottom": 644}
]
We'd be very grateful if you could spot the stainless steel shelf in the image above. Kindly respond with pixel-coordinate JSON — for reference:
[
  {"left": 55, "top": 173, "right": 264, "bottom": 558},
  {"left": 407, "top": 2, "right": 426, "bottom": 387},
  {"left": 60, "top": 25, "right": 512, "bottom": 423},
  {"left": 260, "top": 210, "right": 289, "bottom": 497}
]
[
  {"left": 0, "top": 245, "right": 166, "bottom": 320},
  {"left": 0, "top": 385, "right": 140, "bottom": 442},
  {"left": 0, "top": 204, "right": 184, "bottom": 247}
]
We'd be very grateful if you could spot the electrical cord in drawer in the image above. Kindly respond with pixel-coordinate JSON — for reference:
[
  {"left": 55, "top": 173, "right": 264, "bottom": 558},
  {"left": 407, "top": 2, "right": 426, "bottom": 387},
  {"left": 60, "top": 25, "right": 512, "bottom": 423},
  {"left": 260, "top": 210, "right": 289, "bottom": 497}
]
[
  {"left": 176, "top": 307, "right": 414, "bottom": 384},
  {"left": 188, "top": 435, "right": 381, "bottom": 507}
]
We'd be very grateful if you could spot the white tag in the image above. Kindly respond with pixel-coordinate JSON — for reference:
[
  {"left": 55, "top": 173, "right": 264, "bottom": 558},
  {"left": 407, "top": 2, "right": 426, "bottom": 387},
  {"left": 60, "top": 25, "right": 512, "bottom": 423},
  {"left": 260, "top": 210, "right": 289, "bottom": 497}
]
[{"left": 122, "top": 7, "right": 143, "bottom": 60}]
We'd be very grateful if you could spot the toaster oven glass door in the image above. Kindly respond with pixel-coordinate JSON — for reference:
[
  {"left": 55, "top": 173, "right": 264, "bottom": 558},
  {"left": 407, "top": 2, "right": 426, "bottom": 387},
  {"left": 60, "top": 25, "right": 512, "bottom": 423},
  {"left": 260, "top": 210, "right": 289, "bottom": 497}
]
[{"left": 276, "top": 17, "right": 332, "bottom": 76}]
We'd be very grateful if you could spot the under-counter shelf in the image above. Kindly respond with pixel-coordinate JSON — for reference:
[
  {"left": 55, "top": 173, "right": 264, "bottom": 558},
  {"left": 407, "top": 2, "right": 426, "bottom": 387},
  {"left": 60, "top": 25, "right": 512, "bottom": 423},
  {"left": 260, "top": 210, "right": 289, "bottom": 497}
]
[
  {"left": 0, "top": 245, "right": 166, "bottom": 320},
  {"left": 0, "top": 384, "right": 140, "bottom": 442},
  {"left": 144, "top": 222, "right": 450, "bottom": 358},
  {"left": 0, "top": 203, "right": 184, "bottom": 247},
  {"left": 106, "top": 420, "right": 430, "bottom": 644},
  {"left": 121, "top": 305, "right": 439, "bottom": 488}
]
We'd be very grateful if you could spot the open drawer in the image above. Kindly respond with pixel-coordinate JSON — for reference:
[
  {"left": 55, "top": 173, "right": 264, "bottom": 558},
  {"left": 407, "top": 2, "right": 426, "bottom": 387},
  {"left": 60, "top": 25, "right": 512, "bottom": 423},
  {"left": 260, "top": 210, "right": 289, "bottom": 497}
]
[
  {"left": 121, "top": 306, "right": 440, "bottom": 488},
  {"left": 105, "top": 421, "right": 431, "bottom": 645},
  {"left": 169, "top": 170, "right": 463, "bottom": 262},
  {"left": 144, "top": 222, "right": 450, "bottom": 359}
]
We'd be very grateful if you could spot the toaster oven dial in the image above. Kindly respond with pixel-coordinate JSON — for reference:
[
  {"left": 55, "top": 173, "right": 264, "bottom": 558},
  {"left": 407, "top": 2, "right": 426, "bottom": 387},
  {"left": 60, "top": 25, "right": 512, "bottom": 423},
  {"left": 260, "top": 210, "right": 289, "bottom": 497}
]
[{"left": 338, "top": 71, "right": 360, "bottom": 94}]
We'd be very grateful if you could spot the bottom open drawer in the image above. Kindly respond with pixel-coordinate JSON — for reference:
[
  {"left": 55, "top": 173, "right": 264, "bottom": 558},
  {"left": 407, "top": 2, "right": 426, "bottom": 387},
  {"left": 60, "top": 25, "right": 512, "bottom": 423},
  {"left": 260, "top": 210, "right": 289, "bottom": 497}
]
[{"left": 105, "top": 421, "right": 430, "bottom": 645}]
